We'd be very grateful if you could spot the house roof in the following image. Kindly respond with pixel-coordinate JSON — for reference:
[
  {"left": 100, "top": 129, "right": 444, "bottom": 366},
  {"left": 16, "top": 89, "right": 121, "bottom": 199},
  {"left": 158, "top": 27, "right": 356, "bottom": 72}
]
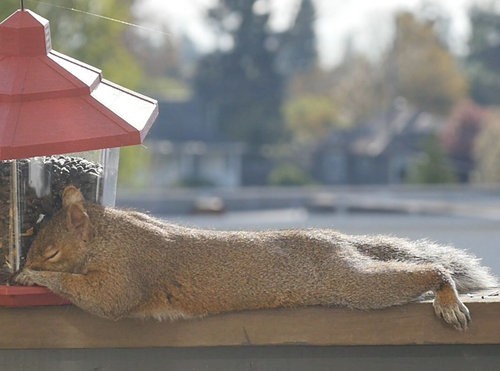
[
  {"left": 0, "top": 9, "right": 158, "bottom": 160},
  {"left": 147, "top": 100, "right": 231, "bottom": 143},
  {"left": 322, "top": 99, "right": 443, "bottom": 157}
]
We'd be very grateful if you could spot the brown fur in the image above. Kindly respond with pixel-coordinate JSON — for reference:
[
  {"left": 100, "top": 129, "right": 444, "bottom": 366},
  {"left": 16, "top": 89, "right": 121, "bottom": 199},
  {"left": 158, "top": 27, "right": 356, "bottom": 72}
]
[{"left": 16, "top": 186, "right": 498, "bottom": 330}]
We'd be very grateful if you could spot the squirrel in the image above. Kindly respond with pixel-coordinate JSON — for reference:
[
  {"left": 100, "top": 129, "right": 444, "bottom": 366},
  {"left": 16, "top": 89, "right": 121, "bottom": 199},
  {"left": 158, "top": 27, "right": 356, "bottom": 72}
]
[{"left": 15, "top": 186, "right": 498, "bottom": 331}]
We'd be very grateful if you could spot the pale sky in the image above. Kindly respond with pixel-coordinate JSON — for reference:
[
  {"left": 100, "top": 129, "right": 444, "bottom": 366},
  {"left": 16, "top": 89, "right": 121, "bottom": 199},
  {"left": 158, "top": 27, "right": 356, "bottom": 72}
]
[{"left": 137, "top": 0, "right": 481, "bottom": 67}]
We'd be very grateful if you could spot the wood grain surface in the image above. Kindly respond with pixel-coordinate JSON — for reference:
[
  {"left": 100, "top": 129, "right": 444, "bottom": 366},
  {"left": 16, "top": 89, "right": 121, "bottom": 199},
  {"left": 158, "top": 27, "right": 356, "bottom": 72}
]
[{"left": 0, "top": 289, "right": 498, "bottom": 349}]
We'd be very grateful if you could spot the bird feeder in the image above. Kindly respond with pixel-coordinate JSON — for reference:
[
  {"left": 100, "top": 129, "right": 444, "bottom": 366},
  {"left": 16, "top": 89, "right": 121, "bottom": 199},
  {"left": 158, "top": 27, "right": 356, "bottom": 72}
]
[{"left": 0, "top": 9, "right": 158, "bottom": 306}]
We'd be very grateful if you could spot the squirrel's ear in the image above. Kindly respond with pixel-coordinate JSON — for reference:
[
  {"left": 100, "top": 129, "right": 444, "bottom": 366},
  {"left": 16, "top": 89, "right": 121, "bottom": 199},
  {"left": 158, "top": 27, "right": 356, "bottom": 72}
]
[
  {"left": 66, "top": 204, "right": 93, "bottom": 242},
  {"left": 62, "top": 186, "right": 85, "bottom": 207}
]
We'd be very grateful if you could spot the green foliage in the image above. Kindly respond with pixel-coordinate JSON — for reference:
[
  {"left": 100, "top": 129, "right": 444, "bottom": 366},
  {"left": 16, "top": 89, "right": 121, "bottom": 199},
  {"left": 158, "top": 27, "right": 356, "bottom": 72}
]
[
  {"left": 0, "top": 1, "right": 20, "bottom": 19},
  {"left": 466, "top": 6, "right": 500, "bottom": 105},
  {"left": 194, "top": 0, "right": 286, "bottom": 148},
  {"left": 177, "top": 177, "right": 215, "bottom": 188},
  {"left": 142, "top": 77, "right": 191, "bottom": 101},
  {"left": 283, "top": 94, "right": 340, "bottom": 144},
  {"left": 407, "top": 135, "right": 456, "bottom": 184},
  {"left": 0, "top": 0, "right": 145, "bottom": 90},
  {"left": 268, "top": 164, "right": 313, "bottom": 186},
  {"left": 118, "top": 145, "right": 152, "bottom": 188},
  {"left": 56, "top": 0, "right": 142, "bottom": 89},
  {"left": 285, "top": 54, "right": 385, "bottom": 129},
  {"left": 386, "top": 12, "right": 467, "bottom": 114}
]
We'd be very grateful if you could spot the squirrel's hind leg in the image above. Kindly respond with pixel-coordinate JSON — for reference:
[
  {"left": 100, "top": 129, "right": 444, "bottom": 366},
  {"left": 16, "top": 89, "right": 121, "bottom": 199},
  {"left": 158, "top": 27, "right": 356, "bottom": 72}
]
[{"left": 333, "top": 257, "right": 470, "bottom": 330}]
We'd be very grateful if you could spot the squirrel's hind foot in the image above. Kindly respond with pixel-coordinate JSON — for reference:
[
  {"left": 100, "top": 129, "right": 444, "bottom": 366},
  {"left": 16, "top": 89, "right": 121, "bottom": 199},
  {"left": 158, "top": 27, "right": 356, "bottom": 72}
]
[{"left": 433, "top": 285, "right": 471, "bottom": 331}]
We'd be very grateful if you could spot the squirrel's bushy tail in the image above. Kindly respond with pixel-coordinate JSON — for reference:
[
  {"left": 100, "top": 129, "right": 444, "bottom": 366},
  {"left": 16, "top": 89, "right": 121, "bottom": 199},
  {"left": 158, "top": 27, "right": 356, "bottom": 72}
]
[
  {"left": 402, "top": 239, "right": 498, "bottom": 292},
  {"left": 355, "top": 235, "right": 499, "bottom": 292}
]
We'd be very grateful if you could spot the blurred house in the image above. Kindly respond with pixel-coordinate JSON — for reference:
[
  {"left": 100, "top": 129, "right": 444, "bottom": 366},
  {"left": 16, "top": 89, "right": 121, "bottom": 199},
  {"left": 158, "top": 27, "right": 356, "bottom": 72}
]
[
  {"left": 314, "top": 99, "right": 444, "bottom": 184},
  {"left": 145, "top": 100, "right": 245, "bottom": 188}
]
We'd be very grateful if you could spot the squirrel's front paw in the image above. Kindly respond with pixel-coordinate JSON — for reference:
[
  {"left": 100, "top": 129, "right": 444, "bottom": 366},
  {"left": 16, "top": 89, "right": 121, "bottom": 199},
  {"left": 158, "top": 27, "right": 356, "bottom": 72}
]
[
  {"left": 15, "top": 269, "right": 39, "bottom": 286},
  {"left": 433, "top": 286, "right": 471, "bottom": 331}
]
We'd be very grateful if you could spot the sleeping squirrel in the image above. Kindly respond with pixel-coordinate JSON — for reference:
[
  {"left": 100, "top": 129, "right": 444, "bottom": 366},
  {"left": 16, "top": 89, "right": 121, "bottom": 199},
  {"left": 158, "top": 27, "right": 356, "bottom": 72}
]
[{"left": 16, "top": 186, "right": 498, "bottom": 330}]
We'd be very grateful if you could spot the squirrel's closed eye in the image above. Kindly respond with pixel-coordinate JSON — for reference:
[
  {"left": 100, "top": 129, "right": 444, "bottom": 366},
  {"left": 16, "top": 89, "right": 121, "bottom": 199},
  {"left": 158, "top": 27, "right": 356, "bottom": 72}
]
[{"left": 44, "top": 247, "right": 61, "bottom": 262}]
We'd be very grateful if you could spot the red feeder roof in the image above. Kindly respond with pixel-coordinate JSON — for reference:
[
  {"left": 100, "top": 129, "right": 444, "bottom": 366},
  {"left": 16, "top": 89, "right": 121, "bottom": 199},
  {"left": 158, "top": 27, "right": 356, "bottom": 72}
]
[{"left": 0, "top": 9, "right": 158, "bottom": 160}]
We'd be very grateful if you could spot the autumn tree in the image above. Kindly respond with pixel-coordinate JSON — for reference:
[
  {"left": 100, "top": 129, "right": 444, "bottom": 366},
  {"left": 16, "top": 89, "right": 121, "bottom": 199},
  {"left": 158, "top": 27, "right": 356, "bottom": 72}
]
[
  {"left": 329, "top": 50, "right": 386, "bottom": 126},
  {"left": 385, "top": 12, "right": 467, "bottom": 114}
]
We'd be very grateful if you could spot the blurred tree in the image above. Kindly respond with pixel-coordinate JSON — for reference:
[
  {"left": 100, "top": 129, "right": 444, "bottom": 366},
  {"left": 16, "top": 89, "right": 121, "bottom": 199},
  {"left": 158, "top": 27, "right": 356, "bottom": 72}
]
[
  {"left": 283, "top": 94, "right": 340, "bottom": 144},
  {"left": 385, "top": 12, "right": 467, "bottom": 114},
  {"left": 194, "top": 0, "right": 285, "bottom": 148},
  {"left": 118, "top": 145, "right": 152, "bottom": 189},
  {"left": 276, "top": 0, "right": 317, "bottom": 76},
  {"left": 466, "top": 6, "right": 500, "bottom": 105},
  {"left": 329, "top": 51, "right": 387, "bottom": 126},
  {"left": 418, "top": 1, "right": 453, "bottom": 48},
  {"left": 127, "top": 24, "right": 191, "bottom": 101},
  {"left": 129, "top": 25, "right": 179, "bottom": 78},
  {"left": 407, "top": 135, "right": 456, "bottom": 184},
  {"left": 473, "top": 109, "right": 500, "bottom": 183},
  {"left": 0, "top": 1, "right": 17, "bottom": 17},
  {"left": 0, "top": 0, "right": 144, "bottom": 89},
  {"left": 287, "top": 41, "right": 388, "bottom": 130},
  {"left": 287, "top": 65, "right": 332, "bottom": 98},
  {"left": 278, "top": 0, "right": 339, "bottom": 146}
]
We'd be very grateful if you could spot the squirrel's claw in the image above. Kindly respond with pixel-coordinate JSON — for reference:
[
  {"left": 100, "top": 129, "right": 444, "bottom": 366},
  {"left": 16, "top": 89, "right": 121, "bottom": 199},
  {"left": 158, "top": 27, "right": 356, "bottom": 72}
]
[
  {"left": 433, "top": 296, "right": 471, "bottom": 331},
  {"left": 14, "top": 269, "right": 37, "bottom": 286}
]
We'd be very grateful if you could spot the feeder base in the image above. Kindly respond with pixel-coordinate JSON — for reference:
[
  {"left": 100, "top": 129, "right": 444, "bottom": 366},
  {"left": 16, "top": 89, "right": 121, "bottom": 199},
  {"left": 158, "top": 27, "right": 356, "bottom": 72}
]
[{"left": 0, "top": 285, "right": 70, "bottom": 307}]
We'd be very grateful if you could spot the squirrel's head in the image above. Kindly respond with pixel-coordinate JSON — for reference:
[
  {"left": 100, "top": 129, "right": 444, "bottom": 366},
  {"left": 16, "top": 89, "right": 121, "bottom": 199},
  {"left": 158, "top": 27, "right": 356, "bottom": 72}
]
[{"left": 24, "top": 186, "right": 94, "bottom": 273}]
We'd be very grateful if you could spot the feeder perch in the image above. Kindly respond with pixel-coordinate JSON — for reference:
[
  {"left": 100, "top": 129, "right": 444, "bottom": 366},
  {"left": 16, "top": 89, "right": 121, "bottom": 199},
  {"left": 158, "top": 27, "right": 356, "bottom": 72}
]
[{"left": 0, "top": 9, "right": 158, "bottom": 306}]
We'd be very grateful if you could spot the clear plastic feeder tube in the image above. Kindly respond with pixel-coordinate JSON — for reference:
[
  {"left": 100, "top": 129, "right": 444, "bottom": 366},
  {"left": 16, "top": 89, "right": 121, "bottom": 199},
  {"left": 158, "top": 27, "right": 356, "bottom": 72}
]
[
  {"left": 9, "top": 160, "right": 21, "bottom": 272},
  {"left": 0, "top": 148, "right": 119, "bottom": 283}
]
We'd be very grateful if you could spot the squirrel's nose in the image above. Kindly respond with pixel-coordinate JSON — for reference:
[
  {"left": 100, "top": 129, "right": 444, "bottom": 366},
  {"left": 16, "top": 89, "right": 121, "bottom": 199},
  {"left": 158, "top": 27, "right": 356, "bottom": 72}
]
[{"left": 23, "top": 259, "right": 35, "bottom": 270}]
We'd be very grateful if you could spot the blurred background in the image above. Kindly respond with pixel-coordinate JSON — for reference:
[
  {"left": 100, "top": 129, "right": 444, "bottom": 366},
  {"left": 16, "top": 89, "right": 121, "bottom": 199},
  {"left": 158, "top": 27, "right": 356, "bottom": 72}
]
[{"left": 2, "top": 0, "right": 499, "bottom": 276}]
